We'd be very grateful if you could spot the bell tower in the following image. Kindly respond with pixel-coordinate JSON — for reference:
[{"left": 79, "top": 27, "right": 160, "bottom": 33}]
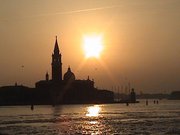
[{"left": 51, "top": 36, "right": 62, "bottom": 81}]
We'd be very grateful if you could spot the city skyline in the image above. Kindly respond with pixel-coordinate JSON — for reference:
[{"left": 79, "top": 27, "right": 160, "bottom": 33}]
[{"left": 0, "top": 0, "right": 180, "bottom": 93}]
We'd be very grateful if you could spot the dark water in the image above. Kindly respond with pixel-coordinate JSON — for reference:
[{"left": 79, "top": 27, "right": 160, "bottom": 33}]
[{"left": 0, "top": 100, "right": 180, "bottom": 135}]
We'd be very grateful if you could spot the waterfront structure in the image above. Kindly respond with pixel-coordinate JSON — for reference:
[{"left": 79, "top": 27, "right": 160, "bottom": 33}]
[
  {"left": 35, "top": 37, "right": 114, "bottom": 104},
  {"left": 130, "top": 88, "right": 136, "bottom": 102}
]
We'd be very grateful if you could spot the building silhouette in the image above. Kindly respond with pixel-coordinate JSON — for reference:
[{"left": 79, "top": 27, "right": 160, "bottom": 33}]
[
  {"left": 52, "top": 37, "right": 62, "bottom": 81},
  {"left": 35, "top": 37, "right": 114, "bottom": 105},
  {"left": 130, "top": 88, "right": 136, "bottom": 103}
]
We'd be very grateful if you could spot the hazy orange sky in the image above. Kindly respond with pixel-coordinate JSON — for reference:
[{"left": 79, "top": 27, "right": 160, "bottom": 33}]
[{"left": 0, "top": 0, "right": 180, "bottom": 93}]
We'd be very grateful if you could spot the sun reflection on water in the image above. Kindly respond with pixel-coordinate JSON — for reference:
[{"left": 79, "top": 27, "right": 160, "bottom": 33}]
[
  {"left": 86, "top": 105, "right": 101, "bottom": 117},
  {"left": 89, "top": 121, "right": 98, "bottom": 124}
]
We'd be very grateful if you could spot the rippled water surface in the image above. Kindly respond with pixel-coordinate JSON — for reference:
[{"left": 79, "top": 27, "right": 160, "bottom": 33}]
[{"left": 0, "top": 100, "right": 180, "bottom": 135}]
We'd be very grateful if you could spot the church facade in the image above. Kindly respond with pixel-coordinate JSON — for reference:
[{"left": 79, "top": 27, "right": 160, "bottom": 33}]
[{"left": 35, "top": 37, "right": 114, "bottom": 105}]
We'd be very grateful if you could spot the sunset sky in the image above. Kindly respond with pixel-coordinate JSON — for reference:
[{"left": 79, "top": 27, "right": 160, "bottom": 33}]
[{"left": 0, "top": 0, "right": 180, "bottom": 93}]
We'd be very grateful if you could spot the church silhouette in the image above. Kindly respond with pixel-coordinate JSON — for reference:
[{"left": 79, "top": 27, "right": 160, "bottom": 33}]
[{"left": 34, "top": 37, "right": 114, "bottom": 105}]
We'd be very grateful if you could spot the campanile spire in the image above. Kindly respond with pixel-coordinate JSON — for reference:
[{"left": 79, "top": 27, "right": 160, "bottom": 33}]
[
  {"left": 54, "top": 36, "right": 59, "bottom": 54},
  {"left": 51, "top": 36, "right": 62, "bottom": 81}
]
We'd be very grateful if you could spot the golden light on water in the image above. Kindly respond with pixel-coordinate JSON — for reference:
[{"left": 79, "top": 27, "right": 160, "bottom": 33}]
[
  {"left": 83, "top": 34, "right": 103, "bottom": 58},
  {"left": 86, "top": 105, "right": 101, "bottom": 117}
]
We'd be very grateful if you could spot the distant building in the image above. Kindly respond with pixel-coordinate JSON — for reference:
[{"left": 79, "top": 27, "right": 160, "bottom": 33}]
[
  {"left": 35, "top": 37, "right": 114, "bottom": 104},
  {"left": 130, "top": 88, "right": 136, "bottom": 102},
  {"left": 169, "top": 91, "right": 180, "bottom": 100},
  {"left": 0, "top": 85, "right": 32, "bottom": 106}
]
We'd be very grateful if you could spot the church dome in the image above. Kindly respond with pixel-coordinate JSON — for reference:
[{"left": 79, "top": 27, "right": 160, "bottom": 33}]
[{"left": 63, "top": 66, "right": 75, "bottom": 82}]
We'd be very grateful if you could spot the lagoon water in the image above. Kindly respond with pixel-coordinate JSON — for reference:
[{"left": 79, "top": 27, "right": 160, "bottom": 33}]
[{"left": 0, "top": 100, "right": 180, "bottom": 135}]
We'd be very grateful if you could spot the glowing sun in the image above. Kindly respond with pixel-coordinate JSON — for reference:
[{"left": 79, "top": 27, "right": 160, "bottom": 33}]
[{"left": 83, "top": 35, "right": 103, "bottom": 58}]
